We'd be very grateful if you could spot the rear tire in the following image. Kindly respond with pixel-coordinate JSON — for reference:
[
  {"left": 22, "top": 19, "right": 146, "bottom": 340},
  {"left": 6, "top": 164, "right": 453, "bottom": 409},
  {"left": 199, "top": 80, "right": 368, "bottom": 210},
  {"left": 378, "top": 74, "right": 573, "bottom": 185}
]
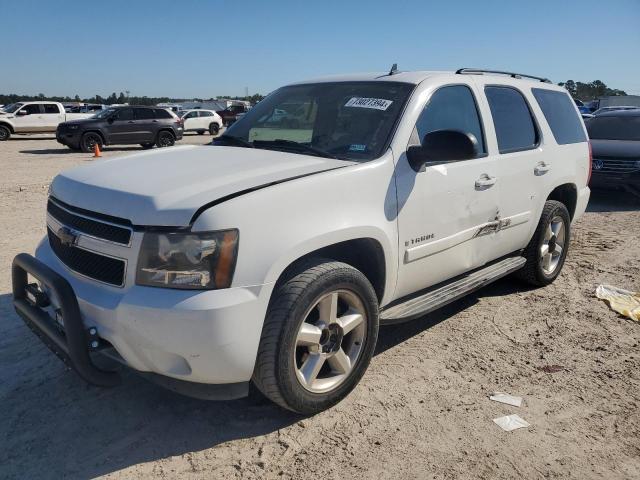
[
  {"left": 252, "top": 259, "right": 379, "bottom": 415},
  {"left": 156, "top": 131, "right": 175, "bottom": 148},
  {"left": 515, "top": 200, "right": 571, "bottom": 286},
  {"left": 0, "top": 125, "right": 10, "bottom": 141},
  {"left": 80, "top": 132, "right": 102, "bottom": 153},
  {"left": 209, "top": 123, "right": 220, "bottom": 135}
]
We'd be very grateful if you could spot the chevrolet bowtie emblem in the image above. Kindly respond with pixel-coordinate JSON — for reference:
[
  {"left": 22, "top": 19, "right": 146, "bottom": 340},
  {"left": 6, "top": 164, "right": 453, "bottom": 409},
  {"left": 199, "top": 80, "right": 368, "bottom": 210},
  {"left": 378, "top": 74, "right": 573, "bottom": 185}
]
[{"left": 56, "top": 226, "right": 78, "bottom": 247}]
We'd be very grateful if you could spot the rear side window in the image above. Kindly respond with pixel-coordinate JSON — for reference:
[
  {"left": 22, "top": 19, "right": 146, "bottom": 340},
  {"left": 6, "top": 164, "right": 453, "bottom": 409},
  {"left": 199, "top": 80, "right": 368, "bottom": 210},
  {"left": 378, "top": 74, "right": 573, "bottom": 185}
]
[
  {"left": 43, "top": 104, "right": 61, "bottom": 114},
  {"left": 154, "top": 108, "right": 173, "bottom": 119},
  {"left": 135, "top": 108, "right": 155, "bottom": 120},
  {"left": 415, "top": 85, "right": 486, "bottom": 154},
  {"left": 485, "top": 86, "right": 538, "bottom": 153},
  {"left": 532, "top": 88, "right": 586, "bottom": 145},
  {"left": 199, "top": 111, "right": 213, "bottom": 117}
]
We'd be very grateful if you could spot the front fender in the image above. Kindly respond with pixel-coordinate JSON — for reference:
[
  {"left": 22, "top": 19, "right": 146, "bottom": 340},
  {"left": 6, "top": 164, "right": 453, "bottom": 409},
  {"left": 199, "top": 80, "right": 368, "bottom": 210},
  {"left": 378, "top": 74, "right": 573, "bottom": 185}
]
[{"left": 192, "top": 151, "right": 399, "bottom": 305}]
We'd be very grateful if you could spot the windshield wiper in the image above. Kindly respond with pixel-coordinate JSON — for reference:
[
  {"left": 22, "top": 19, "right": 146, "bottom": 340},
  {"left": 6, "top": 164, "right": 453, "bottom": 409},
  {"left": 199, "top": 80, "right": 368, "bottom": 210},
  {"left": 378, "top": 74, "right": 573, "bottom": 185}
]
[
  {"left": 214, "top": 134, "right": 254, "bottom": 148},
  {"left": 253, "top": 139, "right": 337, "bottom": 159}
]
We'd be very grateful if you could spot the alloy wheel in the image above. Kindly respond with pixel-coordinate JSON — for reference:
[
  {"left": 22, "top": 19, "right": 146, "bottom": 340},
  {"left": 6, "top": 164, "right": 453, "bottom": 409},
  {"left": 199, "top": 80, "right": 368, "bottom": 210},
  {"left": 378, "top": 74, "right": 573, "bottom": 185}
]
[
  {"left": 294, "top": 289, "right": 367, "bottom": 393},
  {"left": 540, "top": 215, "right": 566, "bottom": 274}
]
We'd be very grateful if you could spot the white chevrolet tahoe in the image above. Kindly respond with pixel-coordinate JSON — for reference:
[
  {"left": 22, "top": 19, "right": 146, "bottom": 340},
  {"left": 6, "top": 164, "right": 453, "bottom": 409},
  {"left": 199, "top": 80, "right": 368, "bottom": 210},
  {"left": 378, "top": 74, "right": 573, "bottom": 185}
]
[
  {"left": 12, "top": 68, "right": 591, "bottom": 414},
  {"left": 0, "top": 101, "right": 93, "bottom": 140}
]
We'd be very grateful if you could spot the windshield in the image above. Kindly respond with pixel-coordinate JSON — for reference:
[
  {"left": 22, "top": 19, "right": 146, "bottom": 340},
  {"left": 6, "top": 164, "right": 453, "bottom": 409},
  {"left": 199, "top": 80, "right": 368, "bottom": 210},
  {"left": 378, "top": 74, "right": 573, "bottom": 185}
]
[
  {"left": 92, "top": 108, "right": 117, "bottom": 119},
  {"left": 2, "top": 103, "right": 24, "bottom": 113},
  {"left": 586, "top": 115, "right": 640, "bottom": 141},
  {"left": 219, "top": 81, "right": 415, "bottom": 161}
]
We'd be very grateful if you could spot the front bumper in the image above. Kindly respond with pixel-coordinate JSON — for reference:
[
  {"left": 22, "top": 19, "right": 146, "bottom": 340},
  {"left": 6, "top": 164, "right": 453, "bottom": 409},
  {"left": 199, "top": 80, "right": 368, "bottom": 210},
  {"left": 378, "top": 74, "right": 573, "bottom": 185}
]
[
  {"left": 590, "top": 171, "right": 640, "bottom": 192},
  {"left": 13, "top": 241, "right": 274, "bottom": 396},
  {"left": 56, "top": 129, "right": 81, "bottom": 148}
]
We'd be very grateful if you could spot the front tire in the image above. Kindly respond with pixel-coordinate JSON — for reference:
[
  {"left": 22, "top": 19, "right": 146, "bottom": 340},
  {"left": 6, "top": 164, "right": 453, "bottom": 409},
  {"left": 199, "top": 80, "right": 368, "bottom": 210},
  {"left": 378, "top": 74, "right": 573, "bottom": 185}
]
[
  {"left": 80, "top": 132, "right": 102, "bottom": 153},
  {"left": 156, "top": 131, "right": 175, "bottom": 148},
  {"left": 0, "top": 125, "right": 10, "bottom": 141},
  {"left": 253, "top": 259, "right": 379, "bottom": 415},
  {"left": 515, "top": 200, "right": 571, "bottom": 286}
]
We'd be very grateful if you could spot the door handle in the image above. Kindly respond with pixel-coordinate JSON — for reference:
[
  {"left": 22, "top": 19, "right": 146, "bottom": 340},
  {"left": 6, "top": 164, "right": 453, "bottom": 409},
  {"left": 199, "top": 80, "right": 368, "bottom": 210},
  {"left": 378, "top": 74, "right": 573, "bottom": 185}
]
[
  {"left": 475, "top": 174, "right": 497, "bottom": 189},
  {"left": 534, "top": 162, "right": 550, "bottom": 175}
]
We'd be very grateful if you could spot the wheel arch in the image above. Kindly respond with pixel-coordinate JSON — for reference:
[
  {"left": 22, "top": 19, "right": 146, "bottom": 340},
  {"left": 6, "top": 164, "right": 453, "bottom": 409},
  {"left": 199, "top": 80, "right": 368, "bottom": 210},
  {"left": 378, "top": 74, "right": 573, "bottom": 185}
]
[
  {"left": 82, "top": 129, "right": 106, "bottom": 145},
  {"left": 272, "top": 237, "right": 387, "bottom": 303},
  {"left": 546, "top": 183, "right": 577, "bottom": 220},
  {"left": 0, "top": 121, "right": 15, "bottom": 133}
]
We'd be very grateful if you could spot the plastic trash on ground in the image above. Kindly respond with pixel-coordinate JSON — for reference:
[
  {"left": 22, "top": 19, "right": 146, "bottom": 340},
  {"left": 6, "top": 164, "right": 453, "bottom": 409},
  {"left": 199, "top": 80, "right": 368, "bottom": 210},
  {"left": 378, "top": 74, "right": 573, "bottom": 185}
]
[
  {"left": 489, "top": 392, "right": 523, "bottom": 407},
  {"left": 493, "top": 414, "right": 530, "bottom": 432},
  {"left": 595, "top": 284, "right": 640, "bottom": 321}
]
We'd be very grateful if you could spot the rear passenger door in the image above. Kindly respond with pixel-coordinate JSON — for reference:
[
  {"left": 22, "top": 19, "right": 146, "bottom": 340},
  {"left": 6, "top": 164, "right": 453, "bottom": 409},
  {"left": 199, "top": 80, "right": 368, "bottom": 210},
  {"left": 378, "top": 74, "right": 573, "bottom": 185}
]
[
  {"left": 42, "top": 103, "right": 65, "bottom": 131},
  {"left": 474, "top": 82, "right": 543, "bottom": 256},
  {"left": 133, "top": 108, "right": 157, "bottom": 142}
]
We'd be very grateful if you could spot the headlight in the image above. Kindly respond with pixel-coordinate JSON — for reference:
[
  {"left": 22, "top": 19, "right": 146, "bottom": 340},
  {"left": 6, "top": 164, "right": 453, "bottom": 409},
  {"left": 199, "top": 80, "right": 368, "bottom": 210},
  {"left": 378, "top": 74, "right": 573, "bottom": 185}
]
[{"left": 136, "top": 229, "right": 239, "bottom": 290}]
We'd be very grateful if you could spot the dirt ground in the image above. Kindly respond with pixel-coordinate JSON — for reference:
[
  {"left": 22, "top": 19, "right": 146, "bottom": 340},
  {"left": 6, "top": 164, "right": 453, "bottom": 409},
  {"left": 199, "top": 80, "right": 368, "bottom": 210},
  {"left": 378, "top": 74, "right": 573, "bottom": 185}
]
[{"left": 1, "top": 134, "right": 639, "bottom": 480}]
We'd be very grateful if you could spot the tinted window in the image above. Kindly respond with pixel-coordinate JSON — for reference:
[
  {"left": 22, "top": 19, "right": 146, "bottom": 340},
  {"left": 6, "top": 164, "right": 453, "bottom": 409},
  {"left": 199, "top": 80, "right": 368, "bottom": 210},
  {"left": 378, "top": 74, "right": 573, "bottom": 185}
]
[
  {"left": 43, "top": 104, "right": 61, "bottom": 114},
  {"left": 199, "top": 111, "right": 213, "bottom": 117},
  {"left": 23, "top": 104, "right": 41, "bottom": 114},
  {"left": 134, "top": 108, "right": 155, "bottom": 120},
  {"left": 532, "top": 89, "right": 586, "bottom": 145},
  {"left": 114, "top": 108, "right": 134, "bottom": 121},
  {"left": 183, "top": 111, "right": 198, "bottom": 119},
  {"left": 485, "top": 86, "right": 538, "bottom": 153},
  {"left": 415, "top": 85, "right": 485, "bottom": 154},
  {"left": 586, "top": 115, "right": 640, "bottom": 141},
  {"left": 154, "top": 109, "right": 173, "bottom": 119}
]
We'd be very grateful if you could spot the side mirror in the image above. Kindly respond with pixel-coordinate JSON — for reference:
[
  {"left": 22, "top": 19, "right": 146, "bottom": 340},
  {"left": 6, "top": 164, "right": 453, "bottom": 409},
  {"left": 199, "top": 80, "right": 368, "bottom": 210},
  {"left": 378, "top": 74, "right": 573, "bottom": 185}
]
[
  {"left": 16, "top": 110, "right": 29, "bottom": 116},
  {"left": 407, "top": 130, "right": 479, "bottom": 172}
]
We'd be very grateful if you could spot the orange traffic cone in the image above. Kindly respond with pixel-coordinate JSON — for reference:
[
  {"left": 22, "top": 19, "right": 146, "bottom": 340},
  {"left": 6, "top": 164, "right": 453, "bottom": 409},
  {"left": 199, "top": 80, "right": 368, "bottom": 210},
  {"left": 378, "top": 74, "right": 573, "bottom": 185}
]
[{"left": 93, "top": 143, "right": 102, "bottom": 158}]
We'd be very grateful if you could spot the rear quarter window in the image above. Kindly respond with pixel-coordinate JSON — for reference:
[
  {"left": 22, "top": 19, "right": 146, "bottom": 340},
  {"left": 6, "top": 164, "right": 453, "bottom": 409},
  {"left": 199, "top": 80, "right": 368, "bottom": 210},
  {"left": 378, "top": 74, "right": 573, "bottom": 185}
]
[
  {"left": 154, "top": 109, "right": 173, "bottom": 119},
  {"left": 532, "top": 88, "right": 586, "bottom": 145}
]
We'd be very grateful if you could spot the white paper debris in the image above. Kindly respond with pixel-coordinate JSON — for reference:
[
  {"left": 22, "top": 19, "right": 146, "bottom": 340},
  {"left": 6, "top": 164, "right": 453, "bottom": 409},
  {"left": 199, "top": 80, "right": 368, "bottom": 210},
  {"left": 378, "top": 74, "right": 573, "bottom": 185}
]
[
  {"left": 493, "top": 414, "right": 530, "bottom": 432},
  {"left": 489, "top": 392, "right": 523, "bottom": 407}
]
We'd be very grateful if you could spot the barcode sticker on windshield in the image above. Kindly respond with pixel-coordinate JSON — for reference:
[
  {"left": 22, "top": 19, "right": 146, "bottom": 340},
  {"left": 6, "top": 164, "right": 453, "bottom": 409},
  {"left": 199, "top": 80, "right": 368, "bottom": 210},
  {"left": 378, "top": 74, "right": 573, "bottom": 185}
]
[{"left": 344, "top": 97, "right": 393, "bottom": 111}]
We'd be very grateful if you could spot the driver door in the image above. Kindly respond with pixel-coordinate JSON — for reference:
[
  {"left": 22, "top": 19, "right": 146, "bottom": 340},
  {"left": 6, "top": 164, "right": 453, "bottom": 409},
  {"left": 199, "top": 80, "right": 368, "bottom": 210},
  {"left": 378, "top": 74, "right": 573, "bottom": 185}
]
[
  {"left": 394, "top": 84, "right": 501, "bottom": 299},
  {"left": 13, "top": 104, "right": 43, "bottom": 132},
  {"left": 104, "top": 108, "right": 135, "bottom": 144}
]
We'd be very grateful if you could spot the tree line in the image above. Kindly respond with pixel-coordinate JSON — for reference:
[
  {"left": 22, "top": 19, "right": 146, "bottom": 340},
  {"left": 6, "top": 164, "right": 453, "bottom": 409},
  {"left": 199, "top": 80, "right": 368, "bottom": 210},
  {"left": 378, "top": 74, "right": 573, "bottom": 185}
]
[
  {"left": 557, "top": 80, "right": 627, "bottom": 101},
  {"left": 0, "top": 92, "right": 265, "bottom": 106}
]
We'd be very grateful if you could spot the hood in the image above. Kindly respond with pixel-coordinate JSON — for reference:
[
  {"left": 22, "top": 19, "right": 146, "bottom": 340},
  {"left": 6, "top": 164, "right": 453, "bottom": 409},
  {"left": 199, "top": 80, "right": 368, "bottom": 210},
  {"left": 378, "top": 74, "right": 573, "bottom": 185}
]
[
  {"left": 591, "top": 139, "right": 640, "bottom": 159},
  {"left": 50, "top": 145, "right": 353, "bottom": 226}
]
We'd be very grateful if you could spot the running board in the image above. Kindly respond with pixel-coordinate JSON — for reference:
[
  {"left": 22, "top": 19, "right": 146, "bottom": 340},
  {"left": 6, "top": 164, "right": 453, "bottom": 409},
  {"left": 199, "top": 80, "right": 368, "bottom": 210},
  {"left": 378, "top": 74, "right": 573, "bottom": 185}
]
[{"left": 380, "top": 256, "right": 526, "bottom": 324}]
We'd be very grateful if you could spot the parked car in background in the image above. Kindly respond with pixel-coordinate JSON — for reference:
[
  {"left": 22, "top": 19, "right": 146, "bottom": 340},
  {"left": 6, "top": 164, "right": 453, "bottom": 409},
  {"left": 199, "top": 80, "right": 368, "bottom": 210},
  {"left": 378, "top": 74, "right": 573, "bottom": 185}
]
[
  {"left": 0, "top": 101, "right": 94, "bottom": 141},
  {"left": 56, "top": 105, "right": 183, "bottom": 152},
  {"left": 216, "top": 104, "right": 250, "bottom": 126},
  {"left": 180, "top": 109, "right": 223, "bottom": 135},
  {"left": 66, "top": 104, "right": 108, "bottom": 114},
  {"left": 13, "top": 68, "right": 590, "bottom": 414},
  {"left": 592, "top": 106, "right": 639, "bottom": 116},
  {"left": 586, "top": 110, "right": 640, "bottom": 197}
]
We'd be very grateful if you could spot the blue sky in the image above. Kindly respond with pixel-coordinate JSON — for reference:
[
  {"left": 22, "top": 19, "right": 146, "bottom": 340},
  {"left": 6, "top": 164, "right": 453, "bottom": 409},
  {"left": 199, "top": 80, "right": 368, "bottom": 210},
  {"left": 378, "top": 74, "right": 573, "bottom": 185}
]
[{"left": 2, "top": 0, "right": 639, "bottom": 98}]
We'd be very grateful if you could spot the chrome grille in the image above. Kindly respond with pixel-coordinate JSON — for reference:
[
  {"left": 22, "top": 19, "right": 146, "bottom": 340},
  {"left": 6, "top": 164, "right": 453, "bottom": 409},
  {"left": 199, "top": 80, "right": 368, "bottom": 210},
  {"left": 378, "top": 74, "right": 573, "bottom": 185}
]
[{"left": 592, "top": 158, "right": 640, "bottom": 174}]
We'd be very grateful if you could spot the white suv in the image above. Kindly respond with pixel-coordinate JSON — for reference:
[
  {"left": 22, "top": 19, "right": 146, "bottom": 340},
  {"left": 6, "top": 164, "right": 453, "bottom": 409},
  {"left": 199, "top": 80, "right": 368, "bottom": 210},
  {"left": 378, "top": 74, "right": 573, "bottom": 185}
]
[
  {"left": 180, "top": 109, "right": 223, "bottom": 135},
  {"left": 12, "top": 68, "right": 590, "bottom": 414}
]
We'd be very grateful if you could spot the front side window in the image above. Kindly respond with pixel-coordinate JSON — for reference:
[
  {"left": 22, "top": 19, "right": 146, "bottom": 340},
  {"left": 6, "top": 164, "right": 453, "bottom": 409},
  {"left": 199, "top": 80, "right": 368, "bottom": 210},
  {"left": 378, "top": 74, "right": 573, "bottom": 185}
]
[
  {"left": 414, "top": 85, "right": 486, "bottom": 155},
  {"left": 43, "top": 104, "right": 61, "bottom": 114},
  {"left": 485, "top": 86, "right": 539, "bottom": 153},
  {"left": 222, "top": 81, "right": 415, "bottom": 161},
  {"left": 115, "top": 108, "right": 134, "bottom": 121},
  {"left": 532, "top": 88, "right": 586, "bottom": 145},
  {"left": 23, "top": 104, "right": 41, "bottom": 115},
  {"left": 586, "top": 115, "right": 640, "bottom": 141}
]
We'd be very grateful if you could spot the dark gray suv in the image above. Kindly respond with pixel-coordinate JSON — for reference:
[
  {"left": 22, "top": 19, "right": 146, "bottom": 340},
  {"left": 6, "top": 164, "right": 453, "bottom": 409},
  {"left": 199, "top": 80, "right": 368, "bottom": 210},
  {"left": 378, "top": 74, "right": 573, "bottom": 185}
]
[{"left": 56, "top": 106, "right": 184, "bottom": 152}]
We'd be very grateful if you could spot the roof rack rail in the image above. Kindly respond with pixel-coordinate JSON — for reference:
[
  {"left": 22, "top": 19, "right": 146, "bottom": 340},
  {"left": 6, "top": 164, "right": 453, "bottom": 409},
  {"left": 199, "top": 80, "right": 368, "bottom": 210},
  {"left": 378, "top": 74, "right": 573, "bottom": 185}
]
[{"left": 455, "top": 68, "right": 552, "bottom": 83}]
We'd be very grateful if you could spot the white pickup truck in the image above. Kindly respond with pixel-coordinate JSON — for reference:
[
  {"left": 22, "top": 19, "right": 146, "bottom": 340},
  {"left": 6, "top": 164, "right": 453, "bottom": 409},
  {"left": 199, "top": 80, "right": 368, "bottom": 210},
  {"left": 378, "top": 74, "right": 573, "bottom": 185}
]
[
  {"left": 0, "top": 101, "right": 93, "bottom": 140},
  {"left": 12, "top": 68, "right": 590, "bottom": 414}
]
